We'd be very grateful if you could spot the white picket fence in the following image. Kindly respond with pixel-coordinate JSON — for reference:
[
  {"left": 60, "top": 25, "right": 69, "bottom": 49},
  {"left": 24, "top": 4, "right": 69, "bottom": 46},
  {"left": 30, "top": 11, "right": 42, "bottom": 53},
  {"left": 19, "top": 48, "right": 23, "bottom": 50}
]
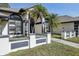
[
  {"left": 0, "top": 33, "right": 51, "bottom": 55},
  {"left": 61, "top": 31, "right": 76, "bottom": 39}
]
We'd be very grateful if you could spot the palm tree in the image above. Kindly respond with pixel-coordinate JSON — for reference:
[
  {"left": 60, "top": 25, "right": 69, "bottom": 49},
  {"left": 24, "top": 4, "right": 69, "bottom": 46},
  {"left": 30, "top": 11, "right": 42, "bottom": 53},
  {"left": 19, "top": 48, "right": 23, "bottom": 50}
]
[
  {"left": 33, "top": 4, "right": 48, "bottom": 17},
  {"left": 19, "top": 4, "right": 60, "bottom": 35},
  {"left": 32, "top": 4, "right": 48, "bottom": 34},
  {"left": 46, "top": 13, "right": 60, "bottom": 34},
  {"left": 19, "top": 8, "right": 37, "bottom": 34}
]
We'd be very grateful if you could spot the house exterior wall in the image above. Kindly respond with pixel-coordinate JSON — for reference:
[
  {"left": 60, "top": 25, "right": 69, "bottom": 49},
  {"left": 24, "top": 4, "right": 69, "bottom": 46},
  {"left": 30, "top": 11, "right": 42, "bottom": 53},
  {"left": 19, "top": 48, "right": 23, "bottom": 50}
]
[
  {"left": 0, "top": 20, "right": 8, "bottom": 35},
  {"left": 35, "top": 24, "right": 42, "bottom": 34},
  {"left": 53, "top": 22, "right": 74, "bottom": 34},
  {"left": 2, "top": 22, "right": 8, "bottom": 35},
  {"left": 62, "top": 22, "right": 74, "bottom": 31}
]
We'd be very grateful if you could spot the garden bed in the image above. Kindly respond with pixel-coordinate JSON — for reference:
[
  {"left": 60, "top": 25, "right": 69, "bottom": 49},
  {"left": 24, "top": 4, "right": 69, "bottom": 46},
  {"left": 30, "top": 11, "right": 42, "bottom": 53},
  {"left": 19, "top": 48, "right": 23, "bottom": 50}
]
[{"left": 52, "top": 34, "right": 61, "bottom": 39}]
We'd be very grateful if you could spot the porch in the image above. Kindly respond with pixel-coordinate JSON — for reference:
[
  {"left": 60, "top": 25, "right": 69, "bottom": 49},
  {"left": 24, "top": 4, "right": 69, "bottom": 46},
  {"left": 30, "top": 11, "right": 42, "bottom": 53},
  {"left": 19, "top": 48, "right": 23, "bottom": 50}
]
[{"left": 0, "top": 9, "right": 51, "bottom": 55}]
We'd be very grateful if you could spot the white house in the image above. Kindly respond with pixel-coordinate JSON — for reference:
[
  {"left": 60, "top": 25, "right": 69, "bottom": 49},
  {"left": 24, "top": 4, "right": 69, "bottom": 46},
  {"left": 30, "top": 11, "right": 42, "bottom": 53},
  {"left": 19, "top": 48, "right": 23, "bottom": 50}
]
[
  {"left": 0, "top": 3, "right": 51, "bottom": 55},
  {"left": 53, "top": 15, "right": 79, "bottom": 37}
]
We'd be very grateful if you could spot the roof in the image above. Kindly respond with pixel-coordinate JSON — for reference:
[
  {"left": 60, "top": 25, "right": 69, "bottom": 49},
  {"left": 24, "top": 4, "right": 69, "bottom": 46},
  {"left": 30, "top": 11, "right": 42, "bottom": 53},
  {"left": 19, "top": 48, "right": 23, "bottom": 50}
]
[
  {"left": 0, "top": 4, "right": 37, "bottom": 13},
  {"left": 0, "top": 12, "right": 8, "bottom": 18},
  {"left": 0, "top": 7, "right": 19, "bottom": 13},
  {"left": 0, "top": 4, "right": 36, "bottom": 17},
  {"left": 58, "top": 15, "right": 79, "bottom": 23}
]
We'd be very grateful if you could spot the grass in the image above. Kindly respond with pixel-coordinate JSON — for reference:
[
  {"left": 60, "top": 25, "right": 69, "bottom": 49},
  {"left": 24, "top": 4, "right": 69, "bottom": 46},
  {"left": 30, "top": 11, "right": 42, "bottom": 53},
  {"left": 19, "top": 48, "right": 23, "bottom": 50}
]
[
  {"left": 6, "top": 42, "right": 79, "bottom": 56},
  {"left": 66, "top": 37, "right": 79, "bottom": 43},
  {"left": 52, "top": 34, "right": 61, "bottom": 39}
]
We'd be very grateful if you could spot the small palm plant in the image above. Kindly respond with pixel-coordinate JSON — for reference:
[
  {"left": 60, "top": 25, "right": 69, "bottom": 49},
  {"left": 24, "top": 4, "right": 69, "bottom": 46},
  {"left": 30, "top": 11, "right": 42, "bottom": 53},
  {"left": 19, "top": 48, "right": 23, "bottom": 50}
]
[{"left": 46, "top": 13, "right": 61, "bottom": 34}]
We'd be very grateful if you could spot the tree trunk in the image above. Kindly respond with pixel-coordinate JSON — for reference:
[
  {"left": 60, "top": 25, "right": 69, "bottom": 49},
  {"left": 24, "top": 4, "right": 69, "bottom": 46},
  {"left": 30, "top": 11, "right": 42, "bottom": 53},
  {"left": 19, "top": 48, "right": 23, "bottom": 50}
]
[{"left": 49, "top": 26, "right": 53, "bottom": 34}]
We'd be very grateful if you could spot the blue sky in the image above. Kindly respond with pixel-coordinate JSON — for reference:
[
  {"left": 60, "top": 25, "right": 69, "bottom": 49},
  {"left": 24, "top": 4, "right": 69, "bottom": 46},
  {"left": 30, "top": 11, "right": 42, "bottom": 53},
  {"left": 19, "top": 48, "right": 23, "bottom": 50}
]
[{"left": 9, "top": 3, "right": 79, "bottom": 16}]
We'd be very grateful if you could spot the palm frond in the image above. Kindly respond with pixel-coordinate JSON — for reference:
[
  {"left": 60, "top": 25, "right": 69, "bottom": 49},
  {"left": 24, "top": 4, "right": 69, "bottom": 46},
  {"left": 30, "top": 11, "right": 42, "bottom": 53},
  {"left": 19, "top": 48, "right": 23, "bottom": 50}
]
[{"left": 46, "top": 13, "right": 61, "bottom": 33}]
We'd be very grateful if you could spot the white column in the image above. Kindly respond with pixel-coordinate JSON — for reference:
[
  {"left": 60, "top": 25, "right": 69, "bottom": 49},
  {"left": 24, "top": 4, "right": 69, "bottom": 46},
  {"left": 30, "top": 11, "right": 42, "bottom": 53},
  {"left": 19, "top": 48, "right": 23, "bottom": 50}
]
[
  {"left": 64, "top": 32, "right": 67, "bottom": 39},
  {"left": 26, "top": 12, "right": 30, "bottom": 36},
  {"left": 70, "top": 31, "right": 72, "bottom": 38},
  {"left": 29, "top": 34, "right": 36, "bottom": 48},
  {"left": 0, "top": 36, "right": 9, "bottom": 55},
  {"left": 42, "top": 17, "right": 45, "bottom": 33},
  {"left": 61, "top": 31, "right": 64, "bottom": 39},
  {"left": 74, "top": 31, "right": 76, "bottom": 37},
  {"left": 22, "top": 12, "right": 29, "bottom": 36},
  {"left": 61, "top": 31, "right": 68, "bottom": 39},
  {"left": 47, "top": 33, "right": 51, "bottom": 44}
]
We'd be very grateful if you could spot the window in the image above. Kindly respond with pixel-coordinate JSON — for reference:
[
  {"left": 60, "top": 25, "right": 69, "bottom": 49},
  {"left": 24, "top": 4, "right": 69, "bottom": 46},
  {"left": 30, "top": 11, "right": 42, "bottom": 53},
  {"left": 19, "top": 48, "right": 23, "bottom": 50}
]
[{"left": 9, "top": 14, "right": 23, "bottom": 35}]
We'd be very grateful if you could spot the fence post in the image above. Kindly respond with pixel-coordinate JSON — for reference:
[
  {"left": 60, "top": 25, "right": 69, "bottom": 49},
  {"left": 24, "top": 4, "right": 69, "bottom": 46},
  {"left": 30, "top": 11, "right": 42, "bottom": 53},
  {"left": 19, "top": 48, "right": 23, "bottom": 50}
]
[
  {"left": 29, "top": 33, "right": 36, "bottom": 48},
  {"left": 64, "top": 32, "right": 67, "bottom": 39},
  {"left": 74, "top": 31, "right": 76, "bottom": 37},
  {"left": 47, "top": 32, "right": 51, "bottom": 44},
  {"left": 70, "top": 31, "right": 72, "bottom": 38},
  {"left": 61, "top": 31, "right": 66, "bottom": 39},
  {"left": 61, "top": 31, "right": 68, "bottom": 39}
]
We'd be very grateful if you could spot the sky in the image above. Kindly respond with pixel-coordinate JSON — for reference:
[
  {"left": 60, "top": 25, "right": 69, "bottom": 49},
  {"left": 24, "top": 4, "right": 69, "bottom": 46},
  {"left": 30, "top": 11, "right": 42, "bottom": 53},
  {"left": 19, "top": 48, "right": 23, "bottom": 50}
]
[{"left": 9, "top": 3, "right": 79, "bottom": 17}]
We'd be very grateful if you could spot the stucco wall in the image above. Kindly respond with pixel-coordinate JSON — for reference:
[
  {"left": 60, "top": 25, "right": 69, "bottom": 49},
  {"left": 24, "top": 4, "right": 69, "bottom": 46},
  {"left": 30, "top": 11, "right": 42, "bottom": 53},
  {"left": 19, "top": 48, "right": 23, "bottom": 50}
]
[
  {"left": 35, "top": 24, "right": 42, "bottom": 34},
  {"left": 53, "top": 22, "right": 74, "bottom": 34},
  {"left": 0, "top": 20, "right": 8, "bottom": 35}
]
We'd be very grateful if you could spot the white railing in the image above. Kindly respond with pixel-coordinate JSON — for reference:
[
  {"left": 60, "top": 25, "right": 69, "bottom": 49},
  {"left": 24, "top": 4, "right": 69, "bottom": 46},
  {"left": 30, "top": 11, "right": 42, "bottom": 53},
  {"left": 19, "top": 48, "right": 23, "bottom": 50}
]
[{"left": 61, "top": 31, "right": 76, "bottom": 39}]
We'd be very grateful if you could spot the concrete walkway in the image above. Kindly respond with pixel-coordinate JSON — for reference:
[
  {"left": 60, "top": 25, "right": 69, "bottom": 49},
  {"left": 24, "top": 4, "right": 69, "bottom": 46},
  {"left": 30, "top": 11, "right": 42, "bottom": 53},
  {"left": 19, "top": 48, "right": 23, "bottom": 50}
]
[{"left": 52, "top": 38, "right": 79, "bottom": 48}]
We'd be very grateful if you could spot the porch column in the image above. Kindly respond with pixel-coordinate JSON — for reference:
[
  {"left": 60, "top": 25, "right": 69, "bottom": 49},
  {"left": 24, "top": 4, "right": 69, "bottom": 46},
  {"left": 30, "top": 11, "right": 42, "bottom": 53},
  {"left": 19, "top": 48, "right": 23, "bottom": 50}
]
[
  {"left": 26, "top": 12, "right": 30, "bottom": 36},
  {"left": 29, "top": 33, "right": 36, "bottom": 48},
  {"left": 47, "top": 32, "right": 51, "bottom": 44},
  {"left": 41, "top": 17, "right": 45, "bottom": 34},
  {"left": 22, "top": 12, "right": 30, "bottom": 37},
  {"left": 22, "top": 13, "right": 27, "bottom": 36}
]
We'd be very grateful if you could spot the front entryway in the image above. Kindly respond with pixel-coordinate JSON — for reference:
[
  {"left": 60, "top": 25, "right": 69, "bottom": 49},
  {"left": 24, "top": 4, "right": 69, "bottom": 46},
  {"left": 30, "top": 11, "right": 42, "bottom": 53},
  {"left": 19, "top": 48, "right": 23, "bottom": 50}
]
[{"left": 74, "top": 21, "right": 79, "bottom": 36}]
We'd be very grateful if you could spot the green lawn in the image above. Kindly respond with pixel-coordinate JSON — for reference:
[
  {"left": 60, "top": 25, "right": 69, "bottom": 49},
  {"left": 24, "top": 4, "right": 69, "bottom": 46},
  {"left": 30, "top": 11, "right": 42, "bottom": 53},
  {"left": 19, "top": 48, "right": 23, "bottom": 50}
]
[
  {"left": 66, "top": 37, "right": 79, "bottom": 43},
  {"left": 52, "top": 34, "right": 61, "bottom": 39},
  {"left": 7, "top": 42, "right": 79, "bottom": 56}
]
